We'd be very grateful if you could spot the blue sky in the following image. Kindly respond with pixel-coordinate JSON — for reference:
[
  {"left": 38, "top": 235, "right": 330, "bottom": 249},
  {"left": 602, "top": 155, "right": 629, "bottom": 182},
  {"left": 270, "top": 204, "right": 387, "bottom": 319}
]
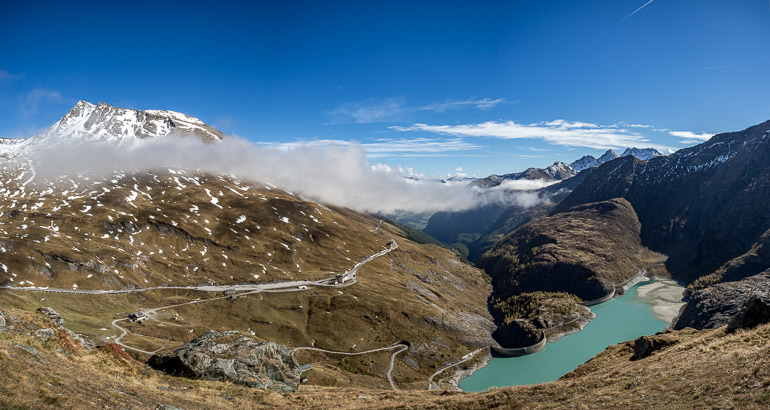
[{"left": 2, "top": 0, "right": 769, "bottom": 177}]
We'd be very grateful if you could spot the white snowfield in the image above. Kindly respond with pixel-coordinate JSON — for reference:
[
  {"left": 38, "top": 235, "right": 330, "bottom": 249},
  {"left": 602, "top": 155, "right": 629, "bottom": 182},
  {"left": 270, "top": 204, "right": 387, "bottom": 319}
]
[{"left": 0, "top": 100, "right": 224, "bottom": 156}]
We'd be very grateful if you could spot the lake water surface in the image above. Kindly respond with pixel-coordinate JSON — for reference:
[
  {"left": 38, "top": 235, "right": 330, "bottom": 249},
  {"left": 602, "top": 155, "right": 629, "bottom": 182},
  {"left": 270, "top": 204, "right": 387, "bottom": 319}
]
[{"left": 459, "top": 279, "right": 684, "bottom": 392}]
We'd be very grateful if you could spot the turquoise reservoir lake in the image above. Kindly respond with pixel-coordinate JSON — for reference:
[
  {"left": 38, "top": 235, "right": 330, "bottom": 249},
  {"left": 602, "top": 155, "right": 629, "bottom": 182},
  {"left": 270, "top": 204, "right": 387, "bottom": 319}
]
[{"left": 459, "top": 280, "right": 683, "bottom": 392}]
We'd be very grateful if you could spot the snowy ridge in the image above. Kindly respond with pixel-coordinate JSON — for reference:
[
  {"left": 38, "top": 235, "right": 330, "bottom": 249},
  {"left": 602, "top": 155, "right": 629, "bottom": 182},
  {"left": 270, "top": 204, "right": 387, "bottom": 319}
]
[
  {"left": 620, "top": 147, "right": 662, "bottom": 161},
  {"left": 543, "top": 161, "right": 574, "bottom": 179},
  {"left": 0, "top": 138, "right": 27, "bottom": 157},
  {"left": 39, "top": 101, "right": 225, "bottom": 145},
  {"left": 570, "top": 148, "right": 659, "bottom": 172},
  {"left": 569, "top": 155, "right": 599, "bottom": 172},
  {"left": 3, "top": 101, "right": 225, "bottom": 156},
  {"left": 636, "top": 124, "right": 770, "bottom": 184},
  {"left": 597, "top": 149, "right": 619, "bottom": 164},
  {"left": 0, "top": 162, "right": 337, "bottom": 290}
]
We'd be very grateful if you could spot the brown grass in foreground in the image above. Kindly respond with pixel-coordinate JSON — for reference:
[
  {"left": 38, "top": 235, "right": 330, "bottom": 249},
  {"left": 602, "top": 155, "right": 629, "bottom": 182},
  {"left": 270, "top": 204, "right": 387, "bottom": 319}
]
[{"left": 1, "top": 306, "right": 768, "bottom": 409}]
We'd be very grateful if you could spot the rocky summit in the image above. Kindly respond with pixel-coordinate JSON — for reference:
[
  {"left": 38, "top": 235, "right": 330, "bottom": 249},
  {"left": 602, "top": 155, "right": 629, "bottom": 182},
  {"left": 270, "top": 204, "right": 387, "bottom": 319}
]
[
  {"left": 149, "top": 331, "right": 301, "bottom": 393},
  {"left": 0, "top": 101, "right": 224, "bottom": 157}
]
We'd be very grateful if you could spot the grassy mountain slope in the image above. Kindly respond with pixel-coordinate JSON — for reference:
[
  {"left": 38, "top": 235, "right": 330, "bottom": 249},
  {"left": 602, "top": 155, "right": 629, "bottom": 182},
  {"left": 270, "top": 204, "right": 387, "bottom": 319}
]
[
  {"left": 2, "top": 307, "right": 768, "bottom": 409},
  {"left": 480, "top": 198, "right": 666, "bottom": 302},
  {"left": 0, "top": 166, "right": 494, "bottom": 389}
]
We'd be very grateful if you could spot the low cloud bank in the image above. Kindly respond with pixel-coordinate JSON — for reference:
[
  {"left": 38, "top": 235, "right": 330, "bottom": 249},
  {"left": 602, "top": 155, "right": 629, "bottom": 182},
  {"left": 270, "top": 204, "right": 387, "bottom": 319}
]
[
  {"left": 490, "top": 179, "right": 559, "bottom": 191},
  {"left": 26, "top": 135, "right": 554, "bottom": 214}
]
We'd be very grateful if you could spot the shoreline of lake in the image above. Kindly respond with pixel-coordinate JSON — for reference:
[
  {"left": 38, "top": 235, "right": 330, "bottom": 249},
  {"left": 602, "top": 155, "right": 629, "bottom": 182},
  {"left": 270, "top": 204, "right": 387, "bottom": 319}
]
[{"left": 457, "top": 278, "right": 685, "bottom": 392}]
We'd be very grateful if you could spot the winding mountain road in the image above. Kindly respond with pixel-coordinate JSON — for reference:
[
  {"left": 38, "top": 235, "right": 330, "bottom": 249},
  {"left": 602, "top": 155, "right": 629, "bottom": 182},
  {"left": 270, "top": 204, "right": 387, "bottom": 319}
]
[
  {"left": 1, "top": 241, "right": 398, "bottom": 296},
  {"left": 110, "top": 318, "right": 163, "bottom": 355},
  {"left": 428, "top": 346, "right": 486, "bottom": 390},
  {"left": 1, "top": 240, "right": 400, "bottom": 364},
  {"left": 295, "top": 342, "right": 409, "bottom": 390}
]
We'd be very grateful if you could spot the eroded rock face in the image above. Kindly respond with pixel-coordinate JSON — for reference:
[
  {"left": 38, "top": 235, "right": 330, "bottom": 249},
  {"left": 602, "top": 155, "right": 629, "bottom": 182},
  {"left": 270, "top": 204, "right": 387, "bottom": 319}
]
[
  {"left": 631, "top": 331, "right": 681, "bottom": 360},
  {"left": 33, "top": 328, "right": 56, "bottom": 342},
  {"left": 727, "top": 296, "right": 770, "bottom": 332},
  {"left": 673, "top": 272, "right": 770, "bottom": 330},
  {"left": 149, "top": 331, "right": 300, "bottom": 393},
  {"left": 35, "top": 307, "right": 95, "bottom": 350},
  {"left": 36, "top": 307, "right": 65, "bottom": 327}
]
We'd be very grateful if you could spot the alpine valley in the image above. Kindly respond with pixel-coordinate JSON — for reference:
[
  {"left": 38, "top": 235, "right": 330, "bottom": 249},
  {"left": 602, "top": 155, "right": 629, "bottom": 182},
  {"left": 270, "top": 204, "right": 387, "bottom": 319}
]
[{"left": 1, "top": 101, "right": 769, "bottom": 409}]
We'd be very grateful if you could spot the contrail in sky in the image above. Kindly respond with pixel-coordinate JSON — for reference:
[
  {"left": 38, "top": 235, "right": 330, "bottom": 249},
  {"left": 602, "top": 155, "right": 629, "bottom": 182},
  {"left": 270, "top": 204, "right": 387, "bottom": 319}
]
[{"left": 618, "top": 0, "right": 656, "bottom": 24}]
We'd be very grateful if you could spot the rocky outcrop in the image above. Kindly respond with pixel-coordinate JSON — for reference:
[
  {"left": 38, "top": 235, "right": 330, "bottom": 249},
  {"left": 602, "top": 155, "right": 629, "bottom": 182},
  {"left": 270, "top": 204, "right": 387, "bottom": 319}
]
[
  {"left": 36, "top": 307, "right": 65, "bottom": 327},
  {"left": 489, "top": 290, "right": 595, "bottom": 347},
  {"left": 148, "top": 331, "right": 300, "bottom": 393},
  {"left": 33, "top": 328, "right": 56, "bottom": 342},
  {"left": 35, "top": 307, "right": 95, "bottom": 350},
  {"left": 673, "top": 272, "right": 770, "bottom": 330},
  {"left": 631, "top": 331, "right": 681, "bottom": 360},
  {"left": 726, "top": 296, "right": 770, "bottom": 332},
  {"left": 492, "top": 319, "right": 542, "bottom": 348}
]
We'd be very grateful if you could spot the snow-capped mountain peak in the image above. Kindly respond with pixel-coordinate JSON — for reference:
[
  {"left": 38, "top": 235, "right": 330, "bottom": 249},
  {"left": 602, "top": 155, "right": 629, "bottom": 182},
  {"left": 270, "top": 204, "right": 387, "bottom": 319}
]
[
  {"left": 544, "top": 161, "right": 575, "bottom": 179},
  {"left": 570, "top": 155, "right": 599, "bottom": 172},
  {"left": 597, "top": 149, "right": 619, "bottom": 164},
  {"left": 34, "top": 100, "right": 225, "bottom": 147},
  {"left": 620, "top": 147, "right": 663, "bottom": 161},
  {"left": 569, "top": 147, "right": 663, "bottom": 172}
]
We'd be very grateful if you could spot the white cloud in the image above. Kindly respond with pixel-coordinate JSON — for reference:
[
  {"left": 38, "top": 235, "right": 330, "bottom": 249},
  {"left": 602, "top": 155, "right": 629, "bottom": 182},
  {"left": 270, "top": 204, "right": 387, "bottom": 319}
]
[
  {"left": 370, "top": 163, "right": 394, "bottom": 173},
  {"left": 23, "top": 135, "right": 545, "bottom": 214},
  {"left": 256, "top": 139, "right": 349, "bottom": 151},
  {"left": 617, "top": 122, "right": 653, "bottom": 128},
  {"left": 489, "top": 179, "right": 559, "bottom": 191},
  {"left": 668, "top": 131, "right": 714, "bottom": 141},
  {"left": 418, "top": 98, "right": 505, "bottom": 112},
  {"left": 20, "top": 88, "right": 63, "bottom": 116},
  {"left": 0, "top": 70, "right": 23, "bottom": 81},
  {"left": 327, "top": 97, "right": 406, "bottom": 124},
  {"left": 669, "top": 131, "right": 713, "bottom": 140},
  {"left": 391, "top": 120, "right": 650, "bottom": 150},
  {"left": 328, "top": 97, "right": 505, "bottom": 123},
  {"left": 362, "top": 137, "right": 482, "bottom": 158},
  {"left": 259, "top": 137, "right": 482, "bottom": 158},
  {"left": 669, "top": 130, "right": 713, "bottom": 144}
]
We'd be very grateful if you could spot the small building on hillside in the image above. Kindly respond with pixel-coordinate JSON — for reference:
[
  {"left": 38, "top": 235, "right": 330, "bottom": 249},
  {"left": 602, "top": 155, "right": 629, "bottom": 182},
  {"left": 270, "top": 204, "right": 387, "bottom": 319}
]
[
  {"left": 128, "top": 311, "right": 148, "bottom": 324},
  {"left": 334, "top": 274, "right": 353, "bottom": 284}
]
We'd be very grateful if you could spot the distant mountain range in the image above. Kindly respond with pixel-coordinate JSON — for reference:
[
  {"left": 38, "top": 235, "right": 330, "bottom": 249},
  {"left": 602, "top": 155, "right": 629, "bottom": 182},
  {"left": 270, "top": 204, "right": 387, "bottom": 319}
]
[
  {"left": 443, "top": 147, "right": 663, "bottom": 188},
  {"left": 421, "top": 147, "right": 664, "bottom": 258},
  {"left": 571, "top": 148, "right": 662, "bottom": 172},
  {"left": 481, "top": 118, "right": 770, "bottom": 343}
]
